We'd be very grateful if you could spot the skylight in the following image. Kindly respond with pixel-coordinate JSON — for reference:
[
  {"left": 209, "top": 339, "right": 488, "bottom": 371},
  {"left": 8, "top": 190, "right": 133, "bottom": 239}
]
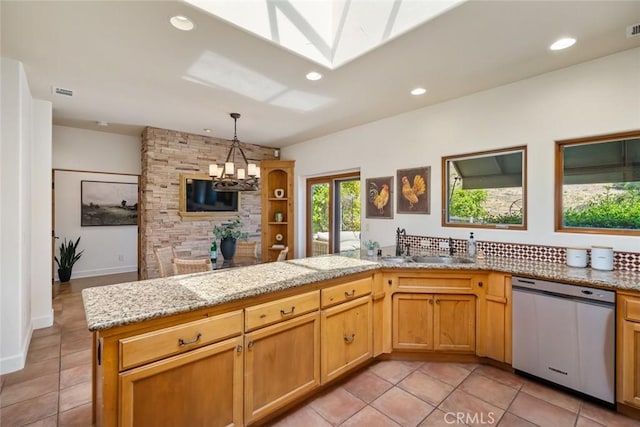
[{"left": 186, "top": 0, "right": 466, "bottom": 69}]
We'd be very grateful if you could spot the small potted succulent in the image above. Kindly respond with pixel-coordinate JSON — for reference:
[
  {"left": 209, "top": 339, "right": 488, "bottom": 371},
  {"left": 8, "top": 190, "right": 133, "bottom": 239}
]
[
  {"left": 213, "top": 218, "right": 248, "bottom": 260},
  {"left": 363, "top": 240, "right": 380, "bottom": 257}
]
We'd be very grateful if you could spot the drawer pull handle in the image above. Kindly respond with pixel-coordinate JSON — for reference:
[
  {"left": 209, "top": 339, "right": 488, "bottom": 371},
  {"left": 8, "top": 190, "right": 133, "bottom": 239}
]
[
  {"left": 345, "top": 290, "right": 356, "bottom": 298},
  {"left": 280, "top": 306, "right": 295, "bottom": 316},
  {"left": 178, "top": 332, "right": 202, "bottom": 347},
  {"left": 344, "top": 334, "right": 355, "bottom": 344}
]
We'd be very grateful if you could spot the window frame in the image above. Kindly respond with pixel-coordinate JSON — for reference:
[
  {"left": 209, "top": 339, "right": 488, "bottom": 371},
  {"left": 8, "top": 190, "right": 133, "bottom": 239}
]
[
  {"left": 554, "top": 130, "right": 640, "bottom": 236},
  {"left": 441, "top": 145, "right": 528, "bottom": 230}
]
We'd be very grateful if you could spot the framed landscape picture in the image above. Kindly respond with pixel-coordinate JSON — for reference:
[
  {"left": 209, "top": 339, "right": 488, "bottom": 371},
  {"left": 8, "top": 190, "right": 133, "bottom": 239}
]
[
  {"left": 81, "top": 181, "right": 138, "bottom": 226},
  {"left": 396, "top": 166, "right": 430, "bottom": 214},
  {"left": 365, "top": 176, "right": 393, "bottom": 219}
]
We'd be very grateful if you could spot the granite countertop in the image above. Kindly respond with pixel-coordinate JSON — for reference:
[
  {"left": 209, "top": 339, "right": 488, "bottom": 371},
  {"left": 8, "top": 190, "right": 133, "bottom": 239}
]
[
  {"left": 83, "top": 248, "right": 640, "bottom": 332},
  {"left": 82, "top": 256, "right": 379, "bottom": 331}
]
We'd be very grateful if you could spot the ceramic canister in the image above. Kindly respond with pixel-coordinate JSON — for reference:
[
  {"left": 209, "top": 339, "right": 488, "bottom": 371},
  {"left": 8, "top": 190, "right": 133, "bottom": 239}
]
[
  {"left": 591, "top": 246, "right": 614, "bottom": 271},
  {"left": 566, "top": 247, "right": 587, "bottom": 268}
]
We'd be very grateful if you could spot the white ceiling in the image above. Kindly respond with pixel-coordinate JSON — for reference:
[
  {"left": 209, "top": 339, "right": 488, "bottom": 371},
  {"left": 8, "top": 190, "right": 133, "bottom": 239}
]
[{"left": 2, "top": 1, "right": 639, "bottom": 148}]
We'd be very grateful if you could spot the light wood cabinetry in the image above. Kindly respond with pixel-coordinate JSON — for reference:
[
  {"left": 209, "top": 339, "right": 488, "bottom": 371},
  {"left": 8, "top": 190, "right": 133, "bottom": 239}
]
[
  {"left": 321, "top": 293, "right": 372, "bottom": 383},
  {"left": 260, "top": 160, "right": 294, "bottom": 262},
  {"left": 391, "top": 293, "right": 475, "bottom": 352},
  {"left": 117, "top": 311, "right": 244, "bottom": 427},
  {"left": 119, "top": 337, "right": 244, "bottom": 427},
  {"left": 387, "top": 271, "right": 480, "bottom": 353},
  {"left": 244, "top": 311, "right": 320, "bottom": 424},
  {"left": 477, "top": 273, "right": 512, "bottom": 363},
  {"left": 617, "top": 292, "right": 640, "bottom": 409}
]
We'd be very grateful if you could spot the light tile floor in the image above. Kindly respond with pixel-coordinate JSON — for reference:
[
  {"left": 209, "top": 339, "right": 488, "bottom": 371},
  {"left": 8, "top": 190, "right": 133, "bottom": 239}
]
[{"left": 1, "top": 272, "right": 639, "bottom": 427}]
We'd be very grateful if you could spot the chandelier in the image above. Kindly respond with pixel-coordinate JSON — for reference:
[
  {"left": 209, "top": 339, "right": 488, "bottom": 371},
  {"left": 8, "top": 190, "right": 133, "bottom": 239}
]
[{"left": 209, "top": 113, "right": 260, "bottom": 192}]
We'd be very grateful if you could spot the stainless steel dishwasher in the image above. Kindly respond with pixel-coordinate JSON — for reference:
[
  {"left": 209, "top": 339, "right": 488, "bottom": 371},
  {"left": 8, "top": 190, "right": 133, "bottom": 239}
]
[{"left": 512, "top": 276, "right": 615, "bottom": 405}]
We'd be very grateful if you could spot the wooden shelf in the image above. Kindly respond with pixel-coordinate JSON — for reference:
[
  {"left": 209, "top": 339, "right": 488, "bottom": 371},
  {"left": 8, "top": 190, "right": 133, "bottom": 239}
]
[{"left": 261, "top": 161, "right": 294, "bottom": 263}]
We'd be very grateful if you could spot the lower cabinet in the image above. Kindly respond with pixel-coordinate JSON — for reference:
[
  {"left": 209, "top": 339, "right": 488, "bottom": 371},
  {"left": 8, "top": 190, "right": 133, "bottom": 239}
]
[
  {"left": 477, "top": 273, "right": 512, "bottom": 363},
  {"left": 618, "top": 292, "right": 640, "bottom": 409},
  {"left": 392, "top": 293, "right": 476, "bottom": 352},
  {"left": 119, "top": 336, "right": 244, "bottom": 427},
  {"left": 244, "top": 311, "right": 320, "bottom": 425},
  {"left": 321, "top": 295, "right": 372, "bottom": 383}
]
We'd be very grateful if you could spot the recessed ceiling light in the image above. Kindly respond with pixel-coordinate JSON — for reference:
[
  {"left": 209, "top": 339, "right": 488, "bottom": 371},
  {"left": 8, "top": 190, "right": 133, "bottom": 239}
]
[
  {"left": 306, "top": 71, "right": 322, "bottom": 81},
  {"left": 170, "top": 15, "right": 194, "bottom": 31},
  {"left": 96, "top": 121, "right": 109, "bottom": 127},
  {"left": 203, "top": 128, "right": 211, "bottom": 133},
  {"left": 550, "top": 37, "right": 576, "bottom": 51},
  {"left": 411, "top": 87, "right": 427, "bottom": 96}
]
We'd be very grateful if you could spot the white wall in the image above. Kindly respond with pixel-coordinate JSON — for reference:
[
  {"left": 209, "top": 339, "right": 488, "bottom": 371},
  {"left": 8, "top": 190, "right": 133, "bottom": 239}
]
[
  {"left": 52, "top": 126, "right": 140, "bottom": 279},
  {"left": 1, "top": 58, "right": 53, "bottom": 374},
  {"left": 53, "top": 126, "right": 141, "bottom": 175},
  {"left": 284, "top": 48, "right": 640, "bottom": 256}
]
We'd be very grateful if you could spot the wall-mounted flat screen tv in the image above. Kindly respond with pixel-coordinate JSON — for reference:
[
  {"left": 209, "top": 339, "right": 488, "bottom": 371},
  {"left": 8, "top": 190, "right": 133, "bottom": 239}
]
[{"left": 185, "top": 179, "right": 238, "bottom": 212}]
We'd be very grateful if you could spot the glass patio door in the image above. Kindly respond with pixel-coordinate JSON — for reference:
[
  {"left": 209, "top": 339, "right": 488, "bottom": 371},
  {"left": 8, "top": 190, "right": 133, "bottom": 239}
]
[{"left": 306, "top": 173, "right": 360, "bottom": 257}]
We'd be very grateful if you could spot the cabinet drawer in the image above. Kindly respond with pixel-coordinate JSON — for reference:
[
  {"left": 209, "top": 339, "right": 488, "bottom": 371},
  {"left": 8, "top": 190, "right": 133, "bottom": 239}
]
[
  {"left": 624, "top": 296, "right": 640, "bottom": 323},
  {"left": 245, "top": 291, "right": 319, "bottom": 332},
  {"left": 321, "top": 278, "right": 372, "bottom": 308},
  {"left": 119, "top": 310, "right": 242, "bottom": 371},
  {"left": 397, "top": 275, "right": 474, "bottom": 292}
]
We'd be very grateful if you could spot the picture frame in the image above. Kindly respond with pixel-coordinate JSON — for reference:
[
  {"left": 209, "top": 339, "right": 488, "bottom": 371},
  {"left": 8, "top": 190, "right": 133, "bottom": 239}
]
[
  {"left": 81, "top": 180, "right": 138, "bottom": 226},
  {"left": 396, "top": 166, "right": 430, "bottom": 214},
  {"left": 365, "top": 176, "right": 393, "bottom": 219}
]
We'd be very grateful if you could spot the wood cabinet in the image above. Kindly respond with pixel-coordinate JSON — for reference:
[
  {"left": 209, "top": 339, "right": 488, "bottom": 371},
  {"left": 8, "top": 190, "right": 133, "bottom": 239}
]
[
  {"left": 321, "top": 293, "right": 372, "bottom": 383},
  {"left": 617, "top": 292, "right": 640, "bottom": 409},
  {"left": 260, "top": 160, "right": 294, "bottom": 262},
  {"left": 476, "top": 273, "right": 512, "bottom": 363},
  {"left": 119, "top": 337, "right": 244, "bottom": 427},
  {"left": 392, "top": 293, "right": 475, "bottom": 352},
  {"left": 244, "top": 311, "right": 320, "bottom": 424},
  {"left": 117, "top": 311, "right": 244, "bottom": 427}
]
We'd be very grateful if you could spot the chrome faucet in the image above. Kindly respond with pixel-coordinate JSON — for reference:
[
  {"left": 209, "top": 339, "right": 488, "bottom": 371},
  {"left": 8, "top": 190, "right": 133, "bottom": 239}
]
[
  {"left": 395, "top": 228, "right": 406, "bottom": 256},
  {"left": 448, "top": 237, "right": 455, "bottom": 256}
]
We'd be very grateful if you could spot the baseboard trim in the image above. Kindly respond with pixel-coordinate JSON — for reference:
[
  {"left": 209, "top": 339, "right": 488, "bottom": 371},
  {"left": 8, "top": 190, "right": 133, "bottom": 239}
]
[
  {"left": 0, "top": 325, "right": 33, "bottom": 375},
  {"left": 63, "top": 265, "right": 137, "bottom": 280},
  {"left": 32, "top": 309, "right": 54, "bottom": 330}
]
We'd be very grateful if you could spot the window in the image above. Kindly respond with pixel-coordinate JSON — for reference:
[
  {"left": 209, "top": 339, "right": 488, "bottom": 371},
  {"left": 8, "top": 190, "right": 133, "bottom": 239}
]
[
  {"left": 555, "top": 130, "right": 640, "bottom": 235},
  {"left": 442, "top": 146, "right": 527, "bottom": 229},
  {"left": 306, "top": 173, "right": 361, "bottom": 256}
]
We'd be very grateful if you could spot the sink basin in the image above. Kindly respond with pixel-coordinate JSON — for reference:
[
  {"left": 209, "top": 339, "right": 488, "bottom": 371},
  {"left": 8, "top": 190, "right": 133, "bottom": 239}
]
[
  {"left": 411, "top": 256, "right": 475, "bottom": 264},
  {"left": 380, "top": 256, "right": 414, "bottom": 263}
]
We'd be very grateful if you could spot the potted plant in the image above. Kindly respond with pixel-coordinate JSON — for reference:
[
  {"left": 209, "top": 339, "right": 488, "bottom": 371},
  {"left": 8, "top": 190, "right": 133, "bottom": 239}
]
[
  {"left": 213, "top": 218, "right": 248, "bottom": 261},
  {"left": 363, "top": 240, "right": 379, "bottom": 256},
  {"left": 55, "top": 237, "right": 84, "bottom": 283}
]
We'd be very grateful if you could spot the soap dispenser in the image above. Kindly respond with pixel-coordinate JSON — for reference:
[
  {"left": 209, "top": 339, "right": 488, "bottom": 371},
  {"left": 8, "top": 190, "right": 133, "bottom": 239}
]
[{"left": 468, "top": 232, "right": 476, "bottom": 257}]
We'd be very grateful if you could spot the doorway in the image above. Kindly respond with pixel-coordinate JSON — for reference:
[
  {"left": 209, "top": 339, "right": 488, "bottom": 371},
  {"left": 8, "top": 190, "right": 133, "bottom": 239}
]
[{"left": 306, "top": 172, "right": 361, "bottom": 257}]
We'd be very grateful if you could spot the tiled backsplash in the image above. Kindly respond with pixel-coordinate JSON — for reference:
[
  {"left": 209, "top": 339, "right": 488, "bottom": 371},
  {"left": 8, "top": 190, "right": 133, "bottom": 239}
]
[{"left": 400, "top": 234, "right": 640, "bottom": 272}]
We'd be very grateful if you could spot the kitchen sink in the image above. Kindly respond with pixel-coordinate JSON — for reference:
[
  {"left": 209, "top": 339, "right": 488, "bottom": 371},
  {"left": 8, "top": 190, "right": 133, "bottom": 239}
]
[
  {"left": 381, "top": 255, "right": 475, "bottom": 264},
  {"left": 380, "top": 256, "right": 414, "bottom": 263},
  {"left": 411, "top": 256, "right": 475, "bottom": 264}
]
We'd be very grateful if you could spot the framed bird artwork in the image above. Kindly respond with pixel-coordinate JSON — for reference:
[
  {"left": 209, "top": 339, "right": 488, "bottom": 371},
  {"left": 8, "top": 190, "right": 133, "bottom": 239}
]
[
  {"left": 396, "top": 166, "right": 430, "bottom": 214},
  {"left": 365, "top": 176, "right": 393, "bottom": 219}
]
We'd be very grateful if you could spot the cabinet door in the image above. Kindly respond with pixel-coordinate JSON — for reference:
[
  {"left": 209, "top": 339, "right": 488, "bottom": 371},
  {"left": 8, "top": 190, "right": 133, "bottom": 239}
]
[
  {"left": 244, "top": 311, "right": 320, "bottom": 424},
  {"left": 321, "top": 296, "right": 372, "bottom": 383},
  {"left": 621, "top": 319, "right": 640, "bottom": 407},
  {"left": 477, "top": 274, "right": 510, "bottom": 362},
  {"left": 119, "top": 336, "right": 243, "bottom": 427},
  {"left": 392, "top": 294, "right": 433, "bottom": 350},
  {"left": 434, "top": 294, "right": 476, "bottom": 352}
]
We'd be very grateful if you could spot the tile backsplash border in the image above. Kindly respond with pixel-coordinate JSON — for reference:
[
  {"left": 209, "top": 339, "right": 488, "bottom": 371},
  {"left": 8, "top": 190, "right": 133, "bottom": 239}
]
[{"left": 400, "top": 234, "right": 640, "bottom": 272}]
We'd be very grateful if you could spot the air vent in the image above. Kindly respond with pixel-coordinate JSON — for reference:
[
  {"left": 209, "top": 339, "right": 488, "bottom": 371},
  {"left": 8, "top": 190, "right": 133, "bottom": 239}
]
[
  {"left": 627, "top": 23, "right": 640, "bottom": 38},
  {"left": 51, "top": 86, "right": 73, "bottom": 97}
]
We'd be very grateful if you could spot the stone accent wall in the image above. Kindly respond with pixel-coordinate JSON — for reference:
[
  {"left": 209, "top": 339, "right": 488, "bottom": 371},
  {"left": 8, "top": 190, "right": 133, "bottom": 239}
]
[{"left": 141, "top": 127, "right": 277, "bottom": 279}]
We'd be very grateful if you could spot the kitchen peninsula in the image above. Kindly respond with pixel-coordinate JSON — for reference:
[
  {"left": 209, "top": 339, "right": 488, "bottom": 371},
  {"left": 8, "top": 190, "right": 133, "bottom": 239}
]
[{"left": 83, "top": 252, "right": 640, "bottom": 426}]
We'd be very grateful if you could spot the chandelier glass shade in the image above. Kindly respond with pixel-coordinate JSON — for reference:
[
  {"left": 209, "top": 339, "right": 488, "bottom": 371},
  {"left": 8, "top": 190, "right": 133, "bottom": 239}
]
[{"left": 209, "top": 113, "right": 260, "bottom": 191}]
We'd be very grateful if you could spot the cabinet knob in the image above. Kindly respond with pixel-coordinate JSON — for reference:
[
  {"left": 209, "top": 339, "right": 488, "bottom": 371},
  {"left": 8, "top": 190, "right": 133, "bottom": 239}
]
[
  {"left": 344, "top": 334, "right": 355, "bottom": 344},
  {"left": 236, "top": 345, "right": 243, "bottom": 353},
  {"left": 478, "top": 281, "right": 484, "bottom": 287},
  {"left": 387, "top": 279, "right": 393, "bottom": 286},
  {"left": 435, "top": 299, "right": 440, "bottom": 304},
  {"left": 247, "top": 341, "right": 254, "bottom": 349},
  {"left": 429, "top": 299, "right": 433, "bottom": 304}
]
